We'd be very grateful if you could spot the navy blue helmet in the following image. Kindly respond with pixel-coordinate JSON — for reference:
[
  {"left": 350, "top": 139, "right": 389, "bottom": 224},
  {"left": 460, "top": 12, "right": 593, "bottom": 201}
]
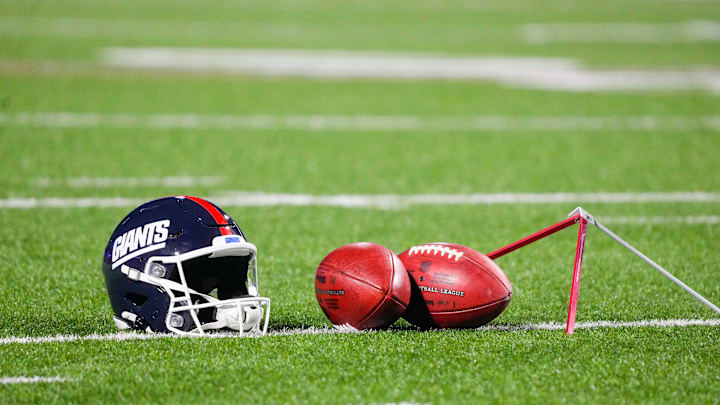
[{"left": 102, "top": 196, "right": 270, "bottom": 335}]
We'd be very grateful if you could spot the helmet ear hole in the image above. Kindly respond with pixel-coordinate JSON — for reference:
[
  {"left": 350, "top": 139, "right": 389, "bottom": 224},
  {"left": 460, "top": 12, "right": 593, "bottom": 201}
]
[{"left": 124, "top": 292, "right": 149, "bottom": 307}]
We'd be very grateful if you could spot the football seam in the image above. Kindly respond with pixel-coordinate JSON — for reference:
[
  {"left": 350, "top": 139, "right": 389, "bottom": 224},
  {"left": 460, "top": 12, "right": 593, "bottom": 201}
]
[
  {"left": 356, "top": 250, "right": 401, "bottom": 328},
  {"left": 386, "top": 250, "right": 410, "bottom": 307},
  {"left": 317, "top": 263, "right": 385, "bottom": 294},
  {"left": 427, "top": 294, "right": 511, "bottom": 315},
  {"left": 357, "top": 294, "right": 403, "bottom": 329},
  {"left": 458, "top": 252, "right": 512, "bottom": 296}
]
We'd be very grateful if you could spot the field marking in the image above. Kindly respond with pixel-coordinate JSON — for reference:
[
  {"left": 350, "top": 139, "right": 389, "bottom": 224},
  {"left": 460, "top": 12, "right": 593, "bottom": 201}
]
[
  {"left": 2, "top": 112, "right": 719, "bottom": 132},
  {"left": 522, "top": 20, "right": 720, "bottom": 43},
  {"left": 1, "top": 319, "right": 718, "bottom": 345},
  {"left": 482, "top": 318, "right": 720, "bottom": 331},
  {"left": 33, "top": 176, "right": 225, "bottom": 188},
  {"left": 0, "top": 328, "right": 353, "bottom": 345},
  {"left": 0, "top": 376, "right": 74, "bottom": 384},
  {"left": 1, "top": 192, "right": 720, "bottom": 210},
  {"left": 99, "top": 48, "right": 574, "bottom": 79},
  {"left": 601, "top": 215, "right": 720, "bottom": 225},
  {"left": 99, "top": 48, "right": 720, "bottom": 93},
  {"left": 0, "top": 16, "right": 294, "bottom": 41}
]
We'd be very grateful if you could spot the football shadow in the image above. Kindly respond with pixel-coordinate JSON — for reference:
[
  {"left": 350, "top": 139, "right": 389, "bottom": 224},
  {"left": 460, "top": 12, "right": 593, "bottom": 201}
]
[{"left": 398, "top": 275, "right": 434, "bottom": 330}]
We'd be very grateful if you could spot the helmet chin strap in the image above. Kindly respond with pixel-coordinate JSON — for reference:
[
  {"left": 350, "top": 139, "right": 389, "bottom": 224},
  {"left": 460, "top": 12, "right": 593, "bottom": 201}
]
[{"left": 193, "top": 304, "right": 264, "bottom": 333}]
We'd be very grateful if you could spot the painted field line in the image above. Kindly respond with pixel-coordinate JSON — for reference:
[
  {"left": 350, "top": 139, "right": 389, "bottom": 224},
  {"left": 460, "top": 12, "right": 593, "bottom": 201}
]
[
  {"left": 2, "top": 112, "right": 719, "bottom": 132},
  {"left": 98, "top": 48, "right": 574, "bottom": 79},
  {"left": 601, "top": 215, "right": 720, "bottom": 225},
  {"left": 2, "top": 192, "right": 720, "bottom": 210},
  {"left": 98, "top": 48, "right": 720, "bottom": 93},
  {"left": 481, "top": 318, "right": 720, "bottom": 331},
  {"left": 0, "top": 328, "right": 355, "bottom": 345},
  {"left": 0, "top": 376, "right": 75, "bottom": 384},
  {"left": 0, "top": 16, "right": 293, "bottom": 41},
  {"left": 34, "top": 176, "right": 225, "bottom": 188},
  {"left": 1, "top": 319, "right": 718, "bottom": 345},
  {"left": 522, "top": 20, "right": 720, "bottom": 43}
]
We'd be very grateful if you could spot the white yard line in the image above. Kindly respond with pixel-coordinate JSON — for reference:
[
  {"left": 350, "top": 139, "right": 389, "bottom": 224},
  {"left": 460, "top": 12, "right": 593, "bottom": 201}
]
[
  {"left": 33, "top": 176, "right": 225, "bottom": 188},
  {"left": 0, "top": 328, "right": 355, "bottom": 345},
  {"left": 0, "top": 16, "right": 267, "bottom": 41},
  {"left": 99, "top": 48, "right": 576, "bottom": 79},
  {"left": 1, "top": 112, "right": 719, "bottom": 132},
  {"left": 1, "top": 319, "right": 717, "bottom": 345},
  {"left": 1, "top": 192, "right": 720, "bottom": 210},
  {"left": 3, "top": 15, "right": 719, "bottom": 45},
  {"left": 522, "top": 20, "right": 720, "bottom": 43},
  {"left": 601, "top": 215, "right": 720, "bottom": 225},
  {"left": 0, "top": 376, "right": 75, "bottom": 384},
  {"left": 481, "top": 318, "right": 720, "bottom": 331},
  {"left": 98, "top": 48, "right": 720, "bottom": 93}
]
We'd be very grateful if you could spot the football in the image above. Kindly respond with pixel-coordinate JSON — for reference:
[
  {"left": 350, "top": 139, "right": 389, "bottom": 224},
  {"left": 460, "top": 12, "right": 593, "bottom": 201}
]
[
  {"left": 398, "top": 242, "right": 512, "bottom": 328},
  {"left": 315, "top": 242, "right": 411, "bottom": 330}
]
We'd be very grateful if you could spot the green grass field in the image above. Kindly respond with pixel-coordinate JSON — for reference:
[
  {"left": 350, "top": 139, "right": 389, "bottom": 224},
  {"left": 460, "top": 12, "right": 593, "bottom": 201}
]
[{"left": 1, "top": 1, "right": 719, "bottom": 403}]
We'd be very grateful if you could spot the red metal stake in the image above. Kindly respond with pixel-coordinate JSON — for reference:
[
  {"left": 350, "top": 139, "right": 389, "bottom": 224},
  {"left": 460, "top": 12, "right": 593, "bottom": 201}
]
[
  {"left": 487, "top": 214, "right": 581, "bottom": 260},
  {"left": 486, "top": 212, "right": 588, "bottom": 335},
  {"left": 565, "top": 218, "right": 587, "bottom": 335},
  {"left": 488, "top": 207, "right": 719, "bottom": 334}
]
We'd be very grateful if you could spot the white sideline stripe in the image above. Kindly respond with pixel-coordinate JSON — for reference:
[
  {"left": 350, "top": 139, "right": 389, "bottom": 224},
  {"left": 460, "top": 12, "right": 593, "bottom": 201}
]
[
  {"left": 480, "top": 318, "right": 720, "bottom": 331},
  {"left": 0, "top": 328, "right": 357, "bottom": 345},
  {"left": 0, "top": 17, "right": 314, "bottom": 41},
  {"left": 0, "top": 376, "right": 74, "bottom": 384},
  {"left": 98, "top": 48, "right": 575, "bottom": 79},
  {"left": 602, "top": 215, "right": 720, "bottom": 225},
  {"left": 34, "top": 176, "right": 225, "bottom": 188},
  {"left": 99, "top": 48, "right": 720, "bottom": 93},
  {"left": 2, "top": 112, "right": 720, "bottom": 132},
  {"left": 1, "top": 319, "right": 718, "bottom": 345},
  {"left": 2, "top": 192, "right": 720, "bottom": 210},
  {"left": 522, "top": 20, "right": 720, "bottom": 43}
]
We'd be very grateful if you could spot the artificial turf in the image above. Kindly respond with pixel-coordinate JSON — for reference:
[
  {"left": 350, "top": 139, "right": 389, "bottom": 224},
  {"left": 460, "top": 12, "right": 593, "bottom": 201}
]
[{"left": 1, "top": 0, "right": 719, "bottom": 403}]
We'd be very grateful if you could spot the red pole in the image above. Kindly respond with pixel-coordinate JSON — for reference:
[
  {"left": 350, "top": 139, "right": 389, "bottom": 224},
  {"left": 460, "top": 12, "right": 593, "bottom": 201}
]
[
  {"left": 487, "top": 214, "right": 581, "bottom": 260},
  {"left": 565, "top": 218, "right": 588, "bottom": 335}
]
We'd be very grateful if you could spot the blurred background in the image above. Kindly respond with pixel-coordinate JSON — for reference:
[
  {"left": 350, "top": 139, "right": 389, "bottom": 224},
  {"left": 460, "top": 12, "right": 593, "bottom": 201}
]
[{"left": 1, "top": 0, "right": 718, "bottom": 202}]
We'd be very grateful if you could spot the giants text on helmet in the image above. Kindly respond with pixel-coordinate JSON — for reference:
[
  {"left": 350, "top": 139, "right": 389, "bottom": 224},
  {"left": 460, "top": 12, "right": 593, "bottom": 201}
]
[{"left": 111, "top": 219, "right": 170, "bottom": 265}]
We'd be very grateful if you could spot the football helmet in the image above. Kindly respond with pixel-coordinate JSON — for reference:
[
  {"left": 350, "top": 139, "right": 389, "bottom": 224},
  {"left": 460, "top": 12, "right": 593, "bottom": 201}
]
[{"left": 102, "top": 196, "right": 270, "bottom": 335}]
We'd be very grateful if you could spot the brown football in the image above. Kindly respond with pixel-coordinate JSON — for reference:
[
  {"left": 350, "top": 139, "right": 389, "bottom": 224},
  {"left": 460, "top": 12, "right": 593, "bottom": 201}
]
[
  {"left": 315, "top": 242, "right": 411, "bottom": 330},
  {"left": 398, "top": 242, "right": 512, "bottom": 329}
]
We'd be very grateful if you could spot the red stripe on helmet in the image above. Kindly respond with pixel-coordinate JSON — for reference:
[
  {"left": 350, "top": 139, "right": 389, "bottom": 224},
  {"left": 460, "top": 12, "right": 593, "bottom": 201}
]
[{"left": 183, "top": 195, "right": 232, "bottom": 236}]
